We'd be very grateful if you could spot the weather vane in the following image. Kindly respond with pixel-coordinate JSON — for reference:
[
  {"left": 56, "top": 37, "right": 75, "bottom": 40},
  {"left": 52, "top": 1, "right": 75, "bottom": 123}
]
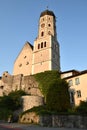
[{"left": 46, "top": 5, "right": 49, "bottom": 10}]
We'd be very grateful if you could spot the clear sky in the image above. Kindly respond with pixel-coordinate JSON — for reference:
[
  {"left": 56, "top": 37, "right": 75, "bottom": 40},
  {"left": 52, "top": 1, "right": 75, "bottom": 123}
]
[{"left": 0, "top": 0, "right": 87, "bottom": 76}]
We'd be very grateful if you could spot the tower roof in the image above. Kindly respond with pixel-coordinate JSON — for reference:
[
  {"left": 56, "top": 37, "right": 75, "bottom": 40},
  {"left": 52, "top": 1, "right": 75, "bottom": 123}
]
[{"left": 40, "top": 10, "right": 55, "bottom": 19}]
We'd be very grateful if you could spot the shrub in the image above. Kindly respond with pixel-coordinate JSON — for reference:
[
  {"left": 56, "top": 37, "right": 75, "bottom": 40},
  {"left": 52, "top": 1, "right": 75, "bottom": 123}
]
[
  {"left": 76, "top": 101, "right": 87, "bottom": 114},
  {"left": 0, "top": 90, "right": 26, "bottom": 120}
]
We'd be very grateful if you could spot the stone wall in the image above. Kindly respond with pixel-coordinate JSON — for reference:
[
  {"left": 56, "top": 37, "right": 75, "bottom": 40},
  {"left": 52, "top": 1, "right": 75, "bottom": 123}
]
[
  {"left": 0, "top": 72, "right": 43, "bottom": 97},
  {"left": 40, "top": 115, "right": 87, "bottom": 128},
  {"left": 21, "top": 95, "right": 44, "bottom": 111},
  {"left": 12, "top": 74, "right": 23, "bottom": 91},
  {"left": 0, "top": 72, "right": 44, "bottom": 111},
  {"left": 21, "top": 75, "right": 42, "bottom": 96},
  {"left": 20, "top": 112, "right": 40, "bottom": 124},
  {"left": 19, "top": 113, "right": 87, "bottom": 128}
]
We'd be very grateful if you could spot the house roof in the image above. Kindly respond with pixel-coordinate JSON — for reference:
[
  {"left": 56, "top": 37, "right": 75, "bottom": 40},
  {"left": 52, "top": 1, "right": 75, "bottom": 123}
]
[
  {"left": 60, "top": 69, "right": 80, "bottom": 74},
  {"left": 63, "top": 70, "right": 87, "bottom": 79},
  {"left": 25, "top": 41, "right": 33, "bottom": 49}
]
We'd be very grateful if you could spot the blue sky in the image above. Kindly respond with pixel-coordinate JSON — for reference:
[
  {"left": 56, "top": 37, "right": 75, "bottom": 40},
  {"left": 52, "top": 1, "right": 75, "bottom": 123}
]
[{"left": 0, "top": 0, "right": 87, "bottom": 76}]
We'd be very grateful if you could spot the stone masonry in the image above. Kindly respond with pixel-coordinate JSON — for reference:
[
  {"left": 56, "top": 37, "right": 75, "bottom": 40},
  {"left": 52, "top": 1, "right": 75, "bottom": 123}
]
[{"left": 0, "top": 71, "right": 44, "bottom": 111}]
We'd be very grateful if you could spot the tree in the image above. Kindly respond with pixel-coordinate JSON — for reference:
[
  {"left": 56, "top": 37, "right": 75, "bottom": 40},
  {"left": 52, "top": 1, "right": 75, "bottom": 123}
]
[
  {"left": 46, "top": 79, "right": 71, "bottom": 112},
  {"left": 0, "top": 90, "right": 26, "bottom": 120},
  {"left": 0, "top": 90, "right": 26, "bottom": 111}
]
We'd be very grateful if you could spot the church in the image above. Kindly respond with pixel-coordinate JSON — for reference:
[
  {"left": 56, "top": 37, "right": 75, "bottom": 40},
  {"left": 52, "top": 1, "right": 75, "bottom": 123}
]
[
  {"left": 12, "top": 9, "right": 87, "bottom": 107},
  {"left": 13, "top": 9, "right": 60, "bottom": 76},
  {"left": 0, "top": 9, "right": 87, "bottom": 108}
]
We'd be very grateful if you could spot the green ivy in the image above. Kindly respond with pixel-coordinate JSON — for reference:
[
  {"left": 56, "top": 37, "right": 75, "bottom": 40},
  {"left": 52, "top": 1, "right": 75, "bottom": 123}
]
[{"left": 34, "top": 70, "right": 60, "bottom": 97}]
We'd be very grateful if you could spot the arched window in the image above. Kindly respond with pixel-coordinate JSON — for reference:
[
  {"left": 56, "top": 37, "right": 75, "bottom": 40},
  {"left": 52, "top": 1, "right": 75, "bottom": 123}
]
[
  {"left": 44, "top": 41, "right": 46, "bottom": 47},
  {"left": 48, "top": 24, "right": 51, "bottom": 27},
  {"left": 41, "top": 31, "right": 44, "bottom": 36},
  {"left": 0, "top": 86, "right": 4, "bottom": 89},
  {"left": 41, "top": 42, "right": 43, "bottom": 48},
  {"left": 49, "top": 17, "right": 50, "bottom": 20},
  {"left": 48, "top": 31, "right": 51, "bottom": 35},
  {"left": 24, "top": 56, "right": 27, "bottom": 59},
  {"left": 19, "top": 63, "right": 22, "bottom": 67},
  {"left": 38, "top": 44, "right": 40, "bottom": 49},
  {"left": 26, "top": 61, "right": 29, "bottom": 65}
]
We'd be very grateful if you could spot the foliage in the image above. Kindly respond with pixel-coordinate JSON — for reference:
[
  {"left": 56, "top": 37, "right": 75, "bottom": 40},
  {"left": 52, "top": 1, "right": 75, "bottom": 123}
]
[
  {"left": 0, "top": 90, "right": 26, "bottom": 120},
  {"left": 46, "top": 79, "right": 71, "bottom": 112},
  {"left": 75, "top": 101, "right": 87, "bottom": 114},
  {"left": 34, "top": 70, "right": 60, "bottom": 98},
  {"left": 0, "top": 90, "right": 26, "bottom": 110},
  {"left": 0, "top": 108, "right": 12, "bottom": 120},
  {"left": 34, "top": 71, "right": 71, "bottom": 112},
  {"left": 20, "top": 105, "right": 52, "bottom": 117},
  {"left": 21, "top": 105, "right": 72, "bottom": 117}
]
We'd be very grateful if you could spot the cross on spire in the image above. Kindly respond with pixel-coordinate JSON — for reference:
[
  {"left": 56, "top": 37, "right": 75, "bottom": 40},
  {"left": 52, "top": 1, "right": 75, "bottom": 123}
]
[{"left": 46, "top": 6, "right": 49, "bottom": 10}]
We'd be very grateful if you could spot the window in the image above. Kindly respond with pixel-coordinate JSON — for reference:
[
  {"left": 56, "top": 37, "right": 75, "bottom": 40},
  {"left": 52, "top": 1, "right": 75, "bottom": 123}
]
[
  {"left": 41, "top": 31, "right": 44, "bottom": 36},
  {"left": 26, "top": 62, "right": 29, "bottom": 65},
  {"left": 75, "top": 78, "right": 80, "bottom": 85},
  {"left": 41, "top": 23, "right": 45, "bottom": 28},
  {"left": 0, "top": 86, "right": 4, "bottom": 89},
  {"left": 38, "top": 44, "right": 40, "bottom": 49},
  {"left": 48, "top": 31, "right": 51, "bottom": 35},
  {"left": 70, "top": 91, "right": 74, "bottom": 103},
  {"left": 19, "top": 63, "right": 22, "bottom": 67},
  {"left": 68, "top": 80, "right": 73, "bottom": 86},
  {"left": 77, "top": 90, "right": 81, "bottom": 98},
  {"left": 48, "top": 24, "right": 51, "bottom": 27},
  {"left": 24, "top": 56, "right": 27, "bottom": 59},
  {"left": 44, "top": 41, "right": 46, "bottom": 47},
  {"left": 28, "top": 87, "right": 31, "bottom": 90},
  {"left": 41, "top": 42, "right": 43, "bottom": 48}
]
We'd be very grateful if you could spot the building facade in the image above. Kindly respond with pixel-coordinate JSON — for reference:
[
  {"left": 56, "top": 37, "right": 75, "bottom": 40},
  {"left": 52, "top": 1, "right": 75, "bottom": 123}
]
[
  {"left": 13, "top": 42, "right": 33, "bottom": 76},
  {"left": 61, "top": 70, "right": 87, "bottom": 106},
  {"left": 13, "top": 10, "right": 60, "bottom": 76}
]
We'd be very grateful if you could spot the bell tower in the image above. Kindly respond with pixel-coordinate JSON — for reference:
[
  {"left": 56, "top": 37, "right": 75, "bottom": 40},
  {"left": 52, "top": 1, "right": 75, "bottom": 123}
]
[{"left": 32, "top": 10, "right": 60, "bottom": 74}]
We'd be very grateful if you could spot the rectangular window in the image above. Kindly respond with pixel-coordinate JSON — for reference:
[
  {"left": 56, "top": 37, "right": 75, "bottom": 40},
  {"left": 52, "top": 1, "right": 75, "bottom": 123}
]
[
  {"left": 68, "top": 80, "right": 73, "bottom": 86},
  {"left": 75, "top": 78, "right": 80, "bottom": 85},
  {"left": 70, "top": 91, "right": 74, "bottom": 103},
  {"left": 77, "top": 90, "right": 81, "bottom": 98}
]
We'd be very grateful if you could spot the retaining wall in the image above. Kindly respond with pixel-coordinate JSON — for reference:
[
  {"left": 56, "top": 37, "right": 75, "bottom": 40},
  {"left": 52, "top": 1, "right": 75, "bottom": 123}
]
[
  {"left": 19, "top": 113, "right": 87, "bottom": 128},
  {"left": 21, "top": 96, "right": 44, "bottom": 111}
]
